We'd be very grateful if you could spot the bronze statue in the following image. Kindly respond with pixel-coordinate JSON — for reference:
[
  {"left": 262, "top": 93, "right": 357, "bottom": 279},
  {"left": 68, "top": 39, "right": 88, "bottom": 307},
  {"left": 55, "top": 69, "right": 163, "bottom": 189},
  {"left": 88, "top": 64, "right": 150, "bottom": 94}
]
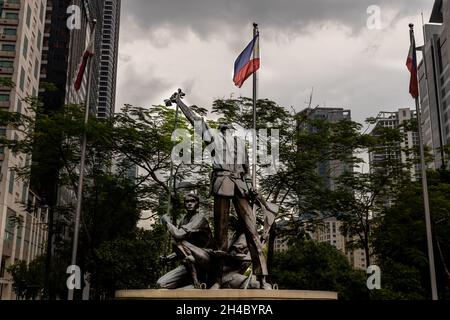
[
  {"left": 158, "top": 194, "right": 213, "bottom": 289},
  {"left": 166, "top": 90, "right": 272, "bottom": 289}
]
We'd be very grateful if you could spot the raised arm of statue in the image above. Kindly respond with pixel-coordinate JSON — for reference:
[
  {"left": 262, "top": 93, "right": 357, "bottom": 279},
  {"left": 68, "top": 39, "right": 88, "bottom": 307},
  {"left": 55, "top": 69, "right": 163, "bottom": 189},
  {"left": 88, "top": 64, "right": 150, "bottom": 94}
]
[{"left": 166, "top": 89, "right": 213, "bottom": 143}]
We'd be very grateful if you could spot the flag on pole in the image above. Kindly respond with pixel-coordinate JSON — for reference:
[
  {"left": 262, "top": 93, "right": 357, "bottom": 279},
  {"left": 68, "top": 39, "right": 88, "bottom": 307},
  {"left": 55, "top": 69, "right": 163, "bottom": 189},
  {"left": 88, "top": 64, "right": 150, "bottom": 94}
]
[
  {"left": 406, "top": 41, "right": 419, "bottom": 99},
  {"left": 233, "top": 33, "right": 260, "bottom": 88},
  {"left": 74, "top": 36, "right": 95, "bottom": 91}
]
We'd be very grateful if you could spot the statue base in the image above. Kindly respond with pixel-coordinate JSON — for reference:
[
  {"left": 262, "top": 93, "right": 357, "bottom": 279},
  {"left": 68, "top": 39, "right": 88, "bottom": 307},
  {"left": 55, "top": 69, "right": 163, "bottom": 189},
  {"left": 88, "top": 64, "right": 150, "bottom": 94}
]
[{"left": 115, "top": 289, "right": 338, "bottom": 300}]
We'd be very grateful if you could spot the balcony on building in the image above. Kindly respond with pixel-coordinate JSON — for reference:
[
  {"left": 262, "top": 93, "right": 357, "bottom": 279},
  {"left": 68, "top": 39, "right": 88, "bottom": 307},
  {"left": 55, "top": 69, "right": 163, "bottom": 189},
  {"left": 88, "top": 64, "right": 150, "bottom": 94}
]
[
  {"left": 0, "top": 50, "right": 14, "bottom": 58},
  {"left": 0, "top": 66, "right": 13, "bottom": 75},
  {"left": 2, "top": 0, "right": 21, "bottom": 11},
  {"left": 0, "top": 33, "right": 16, "bottom": 42},
  {"left": 0, "top": 17, "right": 19, "bottom": 26},
  {"left": 0, "top": 100, "right": 10, "bottom": 108}
]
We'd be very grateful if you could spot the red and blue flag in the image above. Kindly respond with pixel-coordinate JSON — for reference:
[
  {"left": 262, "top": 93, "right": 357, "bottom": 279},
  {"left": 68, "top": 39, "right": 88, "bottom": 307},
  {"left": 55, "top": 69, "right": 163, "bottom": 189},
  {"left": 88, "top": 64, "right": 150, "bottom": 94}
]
[
  {"left": 406, "top": 41, "right": 419, "bottom": 99},
  {"left": 233, "top": 33, "right": 260, "bottom": 88}
]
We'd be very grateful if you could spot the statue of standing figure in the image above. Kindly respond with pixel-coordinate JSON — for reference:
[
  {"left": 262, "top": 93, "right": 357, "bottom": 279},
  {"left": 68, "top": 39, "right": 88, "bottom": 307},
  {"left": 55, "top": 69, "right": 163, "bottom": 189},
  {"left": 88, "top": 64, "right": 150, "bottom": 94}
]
[{"left": 161, "top": 89, "right": 275, "bottom": 290}]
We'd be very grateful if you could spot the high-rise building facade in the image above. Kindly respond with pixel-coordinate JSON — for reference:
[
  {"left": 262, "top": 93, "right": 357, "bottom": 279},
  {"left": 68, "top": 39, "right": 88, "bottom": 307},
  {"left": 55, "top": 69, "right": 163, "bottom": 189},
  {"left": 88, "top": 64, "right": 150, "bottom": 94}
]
[
  {"left": 97, "top": 0, "right": 120, "bottom": 119},
  {"left": 301, "top": 107, "right": 352, "bottom": 191},
  {"left": 0, "top": 0, "right": 49, "bottom": 300},
  {"left": 369, "top": 109, "right": 420, "bottom": 181},
  {"left": 37, "top": 1, "right": 104, "bottom": 208},
  {"left": 418, "top": 0, "right": 450, "bottom": 170},
  {"left": 279, "top": 107, "right": 367, "bottom": 269},
  {"left": 63, "top": 0, "right": 121, "bottom": 120},
  {"left": 65, "top": 0, "right": 104, "bottom": 113},
  {"left": 313, "top": 217, "right": 367, "bottom": 270}
]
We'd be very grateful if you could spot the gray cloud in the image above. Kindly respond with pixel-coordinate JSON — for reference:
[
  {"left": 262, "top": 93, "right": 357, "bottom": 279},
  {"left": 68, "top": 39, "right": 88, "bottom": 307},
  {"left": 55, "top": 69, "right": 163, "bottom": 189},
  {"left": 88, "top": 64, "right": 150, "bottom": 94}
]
[
  {"left": 124, "top": 0, "right": 430, "bottom": 38},
  {"left": 116, "top": 55, "right": 172, "bottom": 109},
  {"left": 116, "top": 0, "right": 434, "bottom": 129}
]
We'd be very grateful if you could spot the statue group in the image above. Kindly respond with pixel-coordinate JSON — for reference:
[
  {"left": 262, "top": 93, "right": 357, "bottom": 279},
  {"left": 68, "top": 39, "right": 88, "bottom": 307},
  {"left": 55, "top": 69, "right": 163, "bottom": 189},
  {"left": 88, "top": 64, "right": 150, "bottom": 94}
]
[{"left": 157, "top": 90, "right": 278, "bottom": 290}]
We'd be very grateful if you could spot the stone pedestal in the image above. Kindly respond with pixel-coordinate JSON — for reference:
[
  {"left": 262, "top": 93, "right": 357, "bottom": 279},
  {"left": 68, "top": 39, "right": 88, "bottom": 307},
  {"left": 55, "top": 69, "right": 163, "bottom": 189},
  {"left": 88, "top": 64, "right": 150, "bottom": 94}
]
[{"left": 115, "top": 289, "right": 338, "bottom": 300}]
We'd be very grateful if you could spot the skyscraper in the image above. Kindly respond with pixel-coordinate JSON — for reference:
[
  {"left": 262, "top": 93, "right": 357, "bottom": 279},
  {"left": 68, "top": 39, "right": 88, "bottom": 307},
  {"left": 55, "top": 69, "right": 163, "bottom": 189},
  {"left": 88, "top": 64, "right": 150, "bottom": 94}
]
[
  {"left": 35, "top": 1, "right": 120, "bottom": 299},
  {"left": 369, "top": 109, "right": 420, "bottom": 181},
  {"left": 291, "top": 107, "right": 367, "bottom": 269},
  {"left": 63, "top": 0, "right": 121, "bottom": 119},
  {"left": 418, "top": 0, "right": 450, "bottom": 170},
  {"left": 0, "top": 0, "right": 49, "bottom": 300},
  {"left": 37, "top": 0, "right": 121, "bottom": 223},
  {"left": 97, "top": 0, "right": 120, "bottom": 119},
  {"left": 300, "top": 107, "right": 352, "bottom": 190}
]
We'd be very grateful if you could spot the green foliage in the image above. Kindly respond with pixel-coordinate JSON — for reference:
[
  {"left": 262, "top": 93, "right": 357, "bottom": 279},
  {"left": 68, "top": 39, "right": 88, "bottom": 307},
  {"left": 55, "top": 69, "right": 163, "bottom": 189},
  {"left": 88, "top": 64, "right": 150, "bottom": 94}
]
[
  {"left": 372, "top": 170, "right": 450, "bottom": 300},
  {"left": 3, "top": 90, "right": 446, "bottom": 301},
  {"left": 92, "top": 227, "right": 166, "bottom": 298},
  {"left": 271, "top": 239, "right": 369, "bottom": 300},
  {"left": 7, "top": 256, "right": 45, "bottom": 300}
]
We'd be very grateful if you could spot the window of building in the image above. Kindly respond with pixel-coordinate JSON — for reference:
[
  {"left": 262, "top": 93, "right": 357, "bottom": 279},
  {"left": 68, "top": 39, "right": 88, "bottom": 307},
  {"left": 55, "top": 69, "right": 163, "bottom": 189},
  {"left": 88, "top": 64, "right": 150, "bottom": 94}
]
[
  {"left": 26, "top": 4, "right": 32, "bottom": 28},
  {"left": 0, "top": 258, "right": 6, "bottom": 278},
  {"left": 16, "top": 99, "right": 21, "bottom": 113},
  {"left": 39, "top": 1, "right": 44, "bottom": 23},
  {"left": 0, "top": 60, "right": 13, "bottom": 68},
  {"left": 9, "top": 170, "right": 15, "bottom": 193},
  {"left": 0, "top": 93, "right": 9, "bottom": 101},
  {"left": 37, "top": 30, "right": 42, "bottom": 50},
  {"left": 1, "top": 44, "right": 15, "bottom": 51},
  {"left": 19, "top": 67, "right": 25, "bottom": 91},
  {"left": 5, "top": 13, "right": 19, "bottom": 20},
  {"left": 22, "top": 183, "right": 28, "bottom": 203},
  {"left": 3, "top": 28, "right": 17, "bottom": 35},
  {"left": 16, "top": 223, "right": 22, "bottom": 250},
  {"left": 4, "top": 214, "right": 16, "bottom": 246},
  {"left": 23, "top": 35, "right": 28, "bottom": 58},
  {"left": 34, "top": 58, "right": 39, "bottom": 79}
]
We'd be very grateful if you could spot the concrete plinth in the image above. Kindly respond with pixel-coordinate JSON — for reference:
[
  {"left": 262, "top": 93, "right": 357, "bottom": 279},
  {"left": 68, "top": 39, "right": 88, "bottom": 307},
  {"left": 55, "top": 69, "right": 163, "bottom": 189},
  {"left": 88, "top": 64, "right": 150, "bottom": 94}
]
[{"left": 115, "top": 289, "right": 338, "bottom": 300}]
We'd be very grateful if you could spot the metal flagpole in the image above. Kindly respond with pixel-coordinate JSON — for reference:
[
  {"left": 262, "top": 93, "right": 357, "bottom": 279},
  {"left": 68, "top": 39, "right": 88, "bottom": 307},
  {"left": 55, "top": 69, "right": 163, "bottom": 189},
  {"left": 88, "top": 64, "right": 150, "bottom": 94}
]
[
  {"left": 244, "top": 22, "right": 259, "bottom": 290},
  {"left": 68, "top": 21, "right": 96, "bottom": 301},
  {"left": 252, "top": 23, "right": 258, "bottom": 189},
  {"left": 409, "top": 23, "right": 438, "bottom": 300}
]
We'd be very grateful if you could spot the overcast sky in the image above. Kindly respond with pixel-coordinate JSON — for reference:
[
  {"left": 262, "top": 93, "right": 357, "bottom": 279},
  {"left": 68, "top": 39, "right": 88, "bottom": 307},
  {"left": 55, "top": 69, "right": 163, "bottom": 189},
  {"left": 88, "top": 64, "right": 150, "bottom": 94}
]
[{"left": 116, "top": 0, "right": 434, "bottom": 125}]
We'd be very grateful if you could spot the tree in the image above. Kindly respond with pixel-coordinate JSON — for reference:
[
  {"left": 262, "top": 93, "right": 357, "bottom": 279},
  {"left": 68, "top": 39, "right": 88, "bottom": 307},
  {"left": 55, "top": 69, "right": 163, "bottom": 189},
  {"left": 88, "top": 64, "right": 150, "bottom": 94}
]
[
  {"left": 372, "top": 170, "right": 450, "bottom": 300},
  {"left": 7, "top": 256, "right": 46, "bottom": 300},
  {"left": 0, "top": 101, "right": 177, "bottom": 298},
  {"left": 92, "top": 227, "right": 166, "bottom": 299},
  {"left": 331, "top": 118, "right": 414, "bottom": 266},
  {"left": 271, "top": 237, "right": 369, "bottom": 300}
]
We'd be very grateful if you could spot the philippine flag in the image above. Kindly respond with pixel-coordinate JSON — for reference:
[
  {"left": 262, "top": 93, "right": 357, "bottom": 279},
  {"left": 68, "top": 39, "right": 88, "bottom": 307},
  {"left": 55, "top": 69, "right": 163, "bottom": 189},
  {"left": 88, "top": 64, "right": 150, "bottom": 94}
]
[
  {"left": 233, "top": 33, "right": 260, "bottom": 88},
  {"left": 406, "top": 42, "right": 419, "bottom": 99},
  {"left": 74, "top": 36, "right": 95, "bottom": 91}
]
